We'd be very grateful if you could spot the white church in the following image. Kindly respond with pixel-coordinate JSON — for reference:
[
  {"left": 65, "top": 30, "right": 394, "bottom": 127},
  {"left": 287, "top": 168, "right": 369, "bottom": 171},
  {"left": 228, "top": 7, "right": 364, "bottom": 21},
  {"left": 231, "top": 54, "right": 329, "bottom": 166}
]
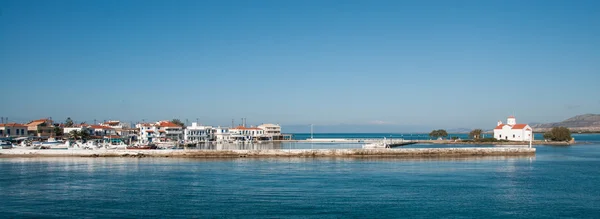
[{"left": 493, "top": 116, "right": 533, "bottom": 141}]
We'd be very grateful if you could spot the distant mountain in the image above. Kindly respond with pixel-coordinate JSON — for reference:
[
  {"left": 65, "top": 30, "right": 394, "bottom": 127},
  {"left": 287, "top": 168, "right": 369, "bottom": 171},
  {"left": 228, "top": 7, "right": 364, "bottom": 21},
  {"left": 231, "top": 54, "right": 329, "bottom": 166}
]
[
  {"left": 532, "top": 114, "right": 600, "bottom": 132},
  {"left": 446, "top": 128, "right": 472, "bottom": 133}
]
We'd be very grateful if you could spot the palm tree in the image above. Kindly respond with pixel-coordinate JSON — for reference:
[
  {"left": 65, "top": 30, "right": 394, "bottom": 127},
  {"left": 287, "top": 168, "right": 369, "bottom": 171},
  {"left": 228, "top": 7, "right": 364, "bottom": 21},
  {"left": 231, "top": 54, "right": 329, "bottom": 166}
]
[
  {"left": 69, "top": 130, "right": 81, "bottom": 140},
  {"left": 469, "top": 129, "right": 483, "bottom": 139},
  {"left": 79, "top": 130, "right": 91, "bottom": 141}
]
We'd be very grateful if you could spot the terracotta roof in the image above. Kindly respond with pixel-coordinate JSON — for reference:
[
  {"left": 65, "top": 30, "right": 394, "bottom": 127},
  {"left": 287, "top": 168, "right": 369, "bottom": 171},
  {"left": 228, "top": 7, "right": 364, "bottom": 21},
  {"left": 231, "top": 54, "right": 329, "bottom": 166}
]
[
  {"left": 511, "top": 124, "right": 529, "bottom": 130},
  {"left": 158, "top": 121, "right": 181, "bottom": 127},
  {"left": 508, "top": 116, "right": 515, "bottom": 119},
  {"left": 0, "top": 123, "right": 27, "bottom": 127},
  {"left": 103, "top": 121, "right": 120, "bottom": 125},
  {"left": 494, "top": 124, "right": 506, "bottom": 130},
  {"left": 146, "top": 130, "right": 154, "bottom": 133},
  {"left": 158, "top": 130, "right": 166, "bottom": 133},
  {"left": 90, "top": 125, "right": 114, "bottom": 130},
  {"left": 26, "top": 119, "right": 50, "bottom": 126}
]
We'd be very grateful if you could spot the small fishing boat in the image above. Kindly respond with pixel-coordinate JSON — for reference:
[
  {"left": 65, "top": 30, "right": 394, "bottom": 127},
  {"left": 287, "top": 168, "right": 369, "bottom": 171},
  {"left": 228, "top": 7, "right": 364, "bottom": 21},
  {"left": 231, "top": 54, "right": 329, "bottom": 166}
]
[
  {"left": 0, "top": 140, "right": 14, "bottom": 149},
  {"left": 126, "top": 144, "right": 157, "bottom": 150},
  {"left": 40, "top": 139, "right": 71, "bottom": 149}
]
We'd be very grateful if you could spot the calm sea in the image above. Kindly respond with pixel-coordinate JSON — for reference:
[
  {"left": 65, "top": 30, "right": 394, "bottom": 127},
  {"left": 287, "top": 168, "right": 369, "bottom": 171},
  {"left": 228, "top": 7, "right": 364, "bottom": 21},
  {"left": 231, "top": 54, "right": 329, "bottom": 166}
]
[{"left": 1, "top": 134, "right": 600, "bottom": 218}]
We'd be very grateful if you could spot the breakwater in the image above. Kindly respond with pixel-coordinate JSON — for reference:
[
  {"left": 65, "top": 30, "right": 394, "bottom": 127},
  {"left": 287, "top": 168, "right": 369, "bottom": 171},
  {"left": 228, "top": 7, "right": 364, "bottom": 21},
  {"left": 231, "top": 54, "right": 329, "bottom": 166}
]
[{"left": 0, "top": 147, "right": 535, "bottom": 158}]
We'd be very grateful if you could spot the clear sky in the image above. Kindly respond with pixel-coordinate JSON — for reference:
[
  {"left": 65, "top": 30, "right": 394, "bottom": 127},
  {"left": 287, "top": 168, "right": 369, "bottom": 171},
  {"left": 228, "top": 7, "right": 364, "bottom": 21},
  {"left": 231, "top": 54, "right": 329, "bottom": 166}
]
[{"left": 1, "top": 0, "right": 599, "bottom": 132}]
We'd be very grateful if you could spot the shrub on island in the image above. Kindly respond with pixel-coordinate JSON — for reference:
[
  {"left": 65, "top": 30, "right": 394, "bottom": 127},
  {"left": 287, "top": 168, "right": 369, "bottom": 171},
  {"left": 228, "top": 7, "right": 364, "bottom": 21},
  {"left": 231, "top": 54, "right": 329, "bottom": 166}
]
[{"left": 543, "top": 127, "right": 572, "bottom": 142}]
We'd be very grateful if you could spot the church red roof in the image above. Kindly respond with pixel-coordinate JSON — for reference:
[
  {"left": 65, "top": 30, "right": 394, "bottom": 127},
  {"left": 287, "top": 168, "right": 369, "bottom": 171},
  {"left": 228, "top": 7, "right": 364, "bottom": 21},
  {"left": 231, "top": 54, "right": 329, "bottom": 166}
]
[{"left": 511, "top": 124, "right": 529, "bottom": 130}]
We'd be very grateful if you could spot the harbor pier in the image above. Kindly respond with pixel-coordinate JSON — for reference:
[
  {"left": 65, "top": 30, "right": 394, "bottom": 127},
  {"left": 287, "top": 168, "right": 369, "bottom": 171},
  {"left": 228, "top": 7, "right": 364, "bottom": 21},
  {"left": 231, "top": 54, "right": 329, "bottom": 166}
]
[{"left": 0, "top": 147, "right": 535, "bottom": 158}]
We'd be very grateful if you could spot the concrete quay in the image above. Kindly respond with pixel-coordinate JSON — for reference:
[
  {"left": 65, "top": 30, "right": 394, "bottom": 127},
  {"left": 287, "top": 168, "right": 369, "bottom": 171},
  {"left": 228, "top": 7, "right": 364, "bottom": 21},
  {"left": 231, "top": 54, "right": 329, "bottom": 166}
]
[{"left": 0, "top": 147, "right": 535, "bottom": 158}]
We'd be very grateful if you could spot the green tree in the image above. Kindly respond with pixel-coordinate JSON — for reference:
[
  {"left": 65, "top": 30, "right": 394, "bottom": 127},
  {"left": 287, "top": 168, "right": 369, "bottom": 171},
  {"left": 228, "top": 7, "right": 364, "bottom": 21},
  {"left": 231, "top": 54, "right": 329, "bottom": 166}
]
[
  {"left": 171, "top": 119, "right": 185, "bottom": 127},
  {"left": 65, "top": 117, "right": 74, "bottom": 127},
  {"left": 79, "top": 130, "right": 91, "bottom": 140},
  {"left": 469, "top": 129, "right": 483, "bottom": 139},
  {"left": 53, "top": 127, "right": 63, "bottom": 136},
  {"left": 429, "top": 129, "right": 448, "bottom": 139},
  {"left": 544, "top": 127, "right": 572, "bottom": 141},
  {"left": 69, "top": 130, "right": 80, "bottom": 140}
]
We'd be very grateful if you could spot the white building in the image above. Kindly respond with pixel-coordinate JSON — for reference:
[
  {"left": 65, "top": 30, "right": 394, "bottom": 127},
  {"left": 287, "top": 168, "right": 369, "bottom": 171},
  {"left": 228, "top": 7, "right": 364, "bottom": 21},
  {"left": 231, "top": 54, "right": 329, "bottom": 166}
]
[
  {"left": 257, "top": 123, "right": 281, "bottom": 140},
  {"left": 90, "top": 125, "right": 117, "bottom": 137},
  {"left": 184, "top": 123, "right": 213, "bottom": 142},
  {"left": 213, "top": 127, "right": 231, "bottom": 142},
  {"left": 229, "top": 126, "right": 266, "bottom": 141},
  {"left": 137, "top": 123, "right": 158, "bottom": 143},
  {"left": 137, "top": 121, "right": 183, "bottom": 143},
  {"left": 494, "top": 116, "right": 533, "bottom": 141},
  {"left": 100, "top": 120, "right": 130, "bottom": 129},
  {"left": 63, "top": 124, "right": 94, "bottom": 136},
  {"left": 0, "top": 123, "right": 28, "bottom": 137}
]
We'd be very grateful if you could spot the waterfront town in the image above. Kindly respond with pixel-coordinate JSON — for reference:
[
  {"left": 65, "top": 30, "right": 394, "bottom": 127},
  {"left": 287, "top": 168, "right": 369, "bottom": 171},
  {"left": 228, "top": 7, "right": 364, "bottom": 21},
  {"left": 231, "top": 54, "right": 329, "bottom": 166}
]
[
  {"left": 0, "top": 115, "right": 541, "bottom": 149},
  {"left": 0, "top": 117, "right": 292, "bottom": 149}
]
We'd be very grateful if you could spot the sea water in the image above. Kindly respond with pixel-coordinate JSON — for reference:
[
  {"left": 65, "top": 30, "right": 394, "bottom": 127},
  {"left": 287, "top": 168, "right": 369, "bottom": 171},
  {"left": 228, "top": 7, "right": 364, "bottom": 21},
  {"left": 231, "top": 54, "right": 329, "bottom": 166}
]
[{"left": 1, "top": 134, "right": 600, "bottom": 218}]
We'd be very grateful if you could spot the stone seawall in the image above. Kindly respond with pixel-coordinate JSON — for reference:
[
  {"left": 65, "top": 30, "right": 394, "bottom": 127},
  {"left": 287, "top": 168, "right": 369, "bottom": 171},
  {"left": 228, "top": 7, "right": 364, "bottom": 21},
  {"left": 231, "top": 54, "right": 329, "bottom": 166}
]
[{"left": 0, "top": 148, "right": 535, "bottom": 158}]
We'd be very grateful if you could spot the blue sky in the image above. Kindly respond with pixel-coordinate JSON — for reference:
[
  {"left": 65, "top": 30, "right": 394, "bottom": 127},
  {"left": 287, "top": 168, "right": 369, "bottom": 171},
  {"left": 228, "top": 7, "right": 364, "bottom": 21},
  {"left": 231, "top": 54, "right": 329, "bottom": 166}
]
[{"left": 1, "top": 0, "right": 599, "bottom": 132}]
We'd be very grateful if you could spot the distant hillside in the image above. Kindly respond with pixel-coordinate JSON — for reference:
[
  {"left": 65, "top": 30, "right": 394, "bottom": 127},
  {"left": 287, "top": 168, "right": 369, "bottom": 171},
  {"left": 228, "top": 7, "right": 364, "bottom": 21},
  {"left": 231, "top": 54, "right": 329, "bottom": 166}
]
[{"left": 532, "top": 114, "right": 600, "bottom": 132}]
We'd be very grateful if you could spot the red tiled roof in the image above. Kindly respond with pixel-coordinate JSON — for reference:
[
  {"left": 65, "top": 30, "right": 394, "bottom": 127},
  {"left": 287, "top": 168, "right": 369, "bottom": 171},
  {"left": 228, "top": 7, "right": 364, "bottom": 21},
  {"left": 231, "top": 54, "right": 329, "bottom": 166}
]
[
  {"left": 146, "top": 130, "right": 154, "bottom": 133},
  {"left": 158, "top": 130, "right": 166, "bottom": 133},
  {"left": 0, "top": 123, "right": 27, "bottom": 127},
  {"left": 158, "top": 121, "right": 181, "bottom": 127},
  {"left": 508, "top": 116, "right": 515, "bottom": 118},
  {"left": 90, "top": 125, "right": 114, "bottom": 130},
  {"left": 494, "top": 124, "right": 506, "bottom": 130},
  {"left": 511, "top": 124, "right": 528, "bottom": 130},
  {"left": 103, "top": 121, "right": 120, "bottom": 125},
  {"left": 26, "top": 119, "right": 51, "bottom": 126}
]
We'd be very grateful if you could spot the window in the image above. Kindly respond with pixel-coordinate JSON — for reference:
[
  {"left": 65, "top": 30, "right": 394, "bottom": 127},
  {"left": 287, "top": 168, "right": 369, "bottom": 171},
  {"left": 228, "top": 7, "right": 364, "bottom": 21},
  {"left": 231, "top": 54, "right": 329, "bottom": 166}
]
[
  {"left": 513, "top": 134, "right": 515, "bottom": 138},
  {"left": 0, "top": 130, "right": 3, "bottom": 135},
  {"left": 7, "top": 129, "right": 10, "bottom": 135},
  {"left": 499, "top": 134, "right": 501, "bottom": 138},
  {"left": 21, "top": 129, "right": 25, "bottom": 135}
]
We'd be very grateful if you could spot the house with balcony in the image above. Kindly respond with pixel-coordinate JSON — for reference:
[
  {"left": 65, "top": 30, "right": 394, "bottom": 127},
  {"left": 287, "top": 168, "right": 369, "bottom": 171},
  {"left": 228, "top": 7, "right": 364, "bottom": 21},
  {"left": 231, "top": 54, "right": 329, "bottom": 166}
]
[
  {"left": 184, "top": 122, "right": 214, "bottom": 143},
  {"left": 0, "top": 123, "right": 28, "bottom": 137},
  {"left": 100, "top": 120, "right": 132, "bottom": 136},
  {"left": 257, "top": 123, "right": 287, "bottom": 140},
  {"left": 26, "top": 118, "right": 54, "bottom": 137},
  {"left": 137, "top": 121, "right": 183, "bottom": 143},
  {"left": 213, "top": 127, "right": 231, "bottom": 142},
  {"left": 137, "top": 123, "right": 158, "bottom": 143},
  {"left": 229, "top": 126, "right": 266, "bottom": 141},
  {"left": 63, "top": 124, "right": 94, "bottom": 136},
  {"left": 157, "top": 121, "right": 183, "bottom": 141},
  {"left": 90, "top": 125, "right": 117, "bottom": 137}
]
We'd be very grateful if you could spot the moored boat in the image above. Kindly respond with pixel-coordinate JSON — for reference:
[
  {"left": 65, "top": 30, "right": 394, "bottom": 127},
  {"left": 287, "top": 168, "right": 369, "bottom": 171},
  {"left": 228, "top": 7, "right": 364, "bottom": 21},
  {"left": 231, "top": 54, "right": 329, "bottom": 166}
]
[
  {"left": 1, "top": 140, "right": 14, "bottom": 149},
  {"left": 126, "top": 144, "right": 158, "bottom": 150}
]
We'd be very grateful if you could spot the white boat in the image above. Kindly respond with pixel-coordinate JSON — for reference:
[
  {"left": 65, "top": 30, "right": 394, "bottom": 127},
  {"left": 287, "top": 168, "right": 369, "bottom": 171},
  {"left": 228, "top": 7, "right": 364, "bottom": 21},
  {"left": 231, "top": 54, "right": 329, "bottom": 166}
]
[
  {"left": 41, "top": 139, "right": 71, "bottom": 150},
  {"left": 1, "top": 140, "right": 14, "bottom": 149},
  {"left": 106, "top": 142, "right": 129, "bottom": 150}
]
